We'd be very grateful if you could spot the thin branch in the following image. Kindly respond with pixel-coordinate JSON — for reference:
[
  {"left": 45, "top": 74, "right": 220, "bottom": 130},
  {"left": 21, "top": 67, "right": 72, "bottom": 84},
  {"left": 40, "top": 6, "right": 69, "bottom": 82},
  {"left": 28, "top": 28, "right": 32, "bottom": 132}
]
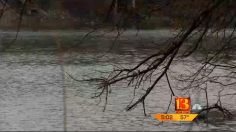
[
  {"left": 3, "top": 0, "right": 28, "bottom": 51},
  {"left": 165, "top": 72, "right": 175, "bottom": 96}
]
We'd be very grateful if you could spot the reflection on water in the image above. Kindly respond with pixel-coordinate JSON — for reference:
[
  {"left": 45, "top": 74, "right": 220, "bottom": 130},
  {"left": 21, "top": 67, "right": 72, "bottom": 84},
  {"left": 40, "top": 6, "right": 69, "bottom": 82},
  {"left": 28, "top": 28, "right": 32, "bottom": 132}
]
[{"left": 0, "top": 30, "right": 235, "bottom": 131}]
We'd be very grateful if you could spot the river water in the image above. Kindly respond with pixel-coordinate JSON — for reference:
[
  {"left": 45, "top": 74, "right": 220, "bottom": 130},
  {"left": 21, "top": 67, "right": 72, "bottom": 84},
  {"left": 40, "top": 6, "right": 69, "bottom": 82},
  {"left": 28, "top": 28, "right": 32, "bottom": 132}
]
[{"left": 0, "top": 30, "right": 235, "bottom": 131}]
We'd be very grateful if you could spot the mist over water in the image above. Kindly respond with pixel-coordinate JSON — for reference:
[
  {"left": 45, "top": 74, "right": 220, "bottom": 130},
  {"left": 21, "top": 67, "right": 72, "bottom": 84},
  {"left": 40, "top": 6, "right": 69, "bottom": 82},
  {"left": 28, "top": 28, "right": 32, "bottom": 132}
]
[{"left": 0, "top": 30, "right": 235, "bottom": 131}]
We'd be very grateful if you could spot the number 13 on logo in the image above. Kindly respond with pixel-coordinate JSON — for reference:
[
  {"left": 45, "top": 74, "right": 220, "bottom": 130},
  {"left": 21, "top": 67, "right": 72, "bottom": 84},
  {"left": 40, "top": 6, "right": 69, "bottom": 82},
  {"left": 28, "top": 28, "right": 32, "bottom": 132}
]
[{"left": 175, "top": 97, "right": 190, "bottom": 114}]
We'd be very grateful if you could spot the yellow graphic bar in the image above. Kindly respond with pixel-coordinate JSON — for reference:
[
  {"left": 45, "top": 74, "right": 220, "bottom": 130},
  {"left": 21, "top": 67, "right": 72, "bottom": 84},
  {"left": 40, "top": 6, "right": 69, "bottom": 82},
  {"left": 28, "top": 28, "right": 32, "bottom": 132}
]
[{"left": 154, "top": 114, "right": 198, "bottom": 121}]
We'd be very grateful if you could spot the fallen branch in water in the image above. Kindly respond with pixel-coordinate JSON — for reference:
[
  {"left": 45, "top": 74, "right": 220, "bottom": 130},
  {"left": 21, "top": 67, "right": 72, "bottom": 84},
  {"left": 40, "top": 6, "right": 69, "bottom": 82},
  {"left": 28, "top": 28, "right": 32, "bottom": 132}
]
[{"left": 193, "top": 103, "right": 235, "bottom": 123}]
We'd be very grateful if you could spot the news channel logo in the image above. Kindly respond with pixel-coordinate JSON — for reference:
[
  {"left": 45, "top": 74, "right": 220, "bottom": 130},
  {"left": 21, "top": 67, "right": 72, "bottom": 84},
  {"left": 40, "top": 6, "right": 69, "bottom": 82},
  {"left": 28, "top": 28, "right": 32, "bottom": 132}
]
[
  {"left": 175, "top": 97, "right": 202, "bottom": 113},
  {"left": 154, "top": 97, "right": 201, "bottom": 121},
  {"left": 192, "top": 104, "right": 202, "bottom": 110}
]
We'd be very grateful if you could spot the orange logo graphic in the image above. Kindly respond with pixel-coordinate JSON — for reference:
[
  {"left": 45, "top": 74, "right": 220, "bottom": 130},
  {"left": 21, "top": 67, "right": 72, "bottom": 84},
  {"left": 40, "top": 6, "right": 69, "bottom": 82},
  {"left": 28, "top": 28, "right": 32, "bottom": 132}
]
[
  {"left": 175, "top": 97, "right": 190, "bottom": 114},
  {"left": 154, "top": 97, "right": 198, "bottom": 121}
]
